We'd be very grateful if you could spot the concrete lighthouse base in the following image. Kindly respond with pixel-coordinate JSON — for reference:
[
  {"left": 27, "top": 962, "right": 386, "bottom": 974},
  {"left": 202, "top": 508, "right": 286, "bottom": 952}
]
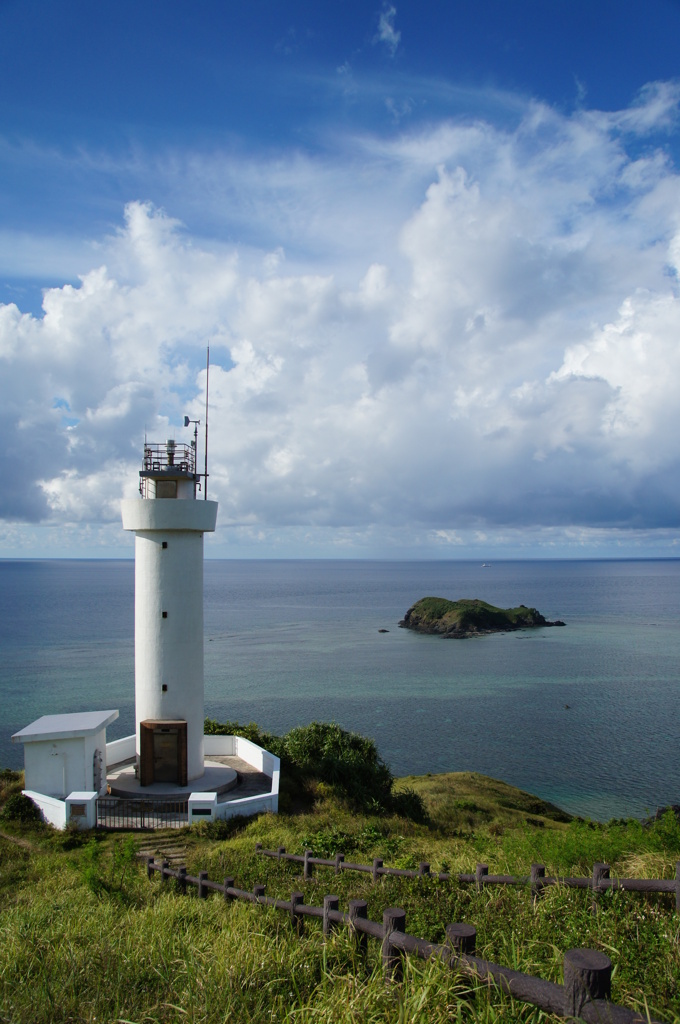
[{"left": 107, "top": 758, "right": 238, "bottom": 799}]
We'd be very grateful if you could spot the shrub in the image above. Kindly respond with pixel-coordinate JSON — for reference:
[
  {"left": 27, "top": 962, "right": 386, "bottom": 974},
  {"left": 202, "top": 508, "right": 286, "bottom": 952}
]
[
  {"left": 204, "top": 717, "right": 426, "bottom": 818},
  {"left": 0, "top": 793, "right": 42, "bottom": 825},
  {"left": 282, "top": 721, "right": 393, "bottom": 811}
]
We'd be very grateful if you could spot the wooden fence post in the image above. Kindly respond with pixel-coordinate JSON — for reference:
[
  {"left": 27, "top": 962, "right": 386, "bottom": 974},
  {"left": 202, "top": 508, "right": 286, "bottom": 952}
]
[
  {"left": 277, "top": 846, "right": 286, "bottom": 860},
  {"left": 255, "top": 842, "right": 262, "bottom": 851},
  {"left": 178, "top": 867, "right": 187, "bottom": 895},
  {"left": 382, "top": 907, "right": 406, "bottom": 984},
  {"left": 349, "top": 899, "right": 368, "bottom": 956},
  {"left": 591, "top": 863, "right": 610, "bottom": 915},
  {"left": 676, "top": 862, "right": 680, "bottom": 913},
  {"left": 446, "top": 923, "right": 476, "bottom": 955},
  {"left": 323, "top": 895, "right": 340, "bottom": 937},
  {"left": 161, "top": 860, "right": 170, "bottom": 883},
  {"left": 335, "top": 852, "right": 344, "bottom": 875},
  {"left": 372, "top": 858, "right": 384, "bottom": 884},
  {"left": 418, "top": 862, "right": 430, "bottom": 877},
  {"left": 303, "top": 850, "right": 314, "bottom": 880},
  {"left": 475, "top": 863, "right": 488, "bottom": 891},
  {"left": 253, "top": 884, "right": 266, "bottom": 902},
  {"left": 198, "top": 871, "right": 208, "bottom": 899},
  {"left": 563, "top": 948, "right": 612, "bottom": 1018},
  {"left": 530, "top": 864, "right": 546, "bottom": 901},
  {"left": 223, "top": 876, "right": 235, "bottom": 902},
  {"left": 146, "top": 856, "right": 155, "bottom": 880},
  {"left": 290, "top": 891, "right": 304, "bottom": 936}
]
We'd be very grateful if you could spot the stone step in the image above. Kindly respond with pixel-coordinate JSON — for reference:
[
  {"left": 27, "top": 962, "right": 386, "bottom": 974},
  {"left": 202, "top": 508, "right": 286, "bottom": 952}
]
[{"left": 136, "top": 845, "right": 188, "bottom": 865}]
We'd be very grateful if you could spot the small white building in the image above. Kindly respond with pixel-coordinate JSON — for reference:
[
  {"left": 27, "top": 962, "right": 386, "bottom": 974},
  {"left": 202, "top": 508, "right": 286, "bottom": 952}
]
[{"left": 12, "top": 709, "right": 119, "bottom": 798}]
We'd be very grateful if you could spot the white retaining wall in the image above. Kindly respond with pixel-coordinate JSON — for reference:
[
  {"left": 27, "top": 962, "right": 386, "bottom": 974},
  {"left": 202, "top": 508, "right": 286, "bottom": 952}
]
[
  {"left": 105, "top": 733, "right": 280, "bottom": 819},
  {"left": 203, "top": 734, "right": 280, "bottom": 817},
  {"left": 106, "top": 734, "right": 136, "bottom": 766},
  {"left": 22, "top": 791, "right": 67, "bottom": 829}
]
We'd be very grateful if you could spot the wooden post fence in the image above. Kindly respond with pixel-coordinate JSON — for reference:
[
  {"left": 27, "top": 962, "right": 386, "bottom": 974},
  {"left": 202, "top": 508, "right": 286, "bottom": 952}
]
[
  {"left": 254, "top": 845, "right": 680, "bottom": 911},
  {"left": 143, "top": 856, "right": 666, "bottom": 1023}
]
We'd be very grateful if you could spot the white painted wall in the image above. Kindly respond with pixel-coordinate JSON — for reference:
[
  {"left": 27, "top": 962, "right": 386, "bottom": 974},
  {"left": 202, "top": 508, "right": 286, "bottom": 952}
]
[
  {"left": 207, "top": 737, "right": 280, "bottom": 818},
  {"left": 203, "top": 734, "right": 237, "bottom": 757},
  {"left": 22, "top": 791, "right": 67, "bottom": 829},
  {"left": 106, "top": 734, "right": 136, "bottom": 766},
  {"left": 188, "top": 792, "right": 217, "bottom": 822},
  {"left": 23, "top": 727, "right": 108, "bottom": 798},
  {"left": 65, "top": 791, "right": 98, "bottom": 829},
  {"left": 203, "top": 733, "right": 280, "bottom": 787},
  {"left": 121, "top": 499, "right": 217, "bottom": 782}
]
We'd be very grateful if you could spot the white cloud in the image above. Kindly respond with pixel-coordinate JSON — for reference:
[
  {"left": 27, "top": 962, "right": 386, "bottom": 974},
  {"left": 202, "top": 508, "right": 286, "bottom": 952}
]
[
  {"left": 1, "top": 82, "right": 680, "bottom": 554},
  {"left": 374, "top": 4, "right": 401, "bottom": 57}
]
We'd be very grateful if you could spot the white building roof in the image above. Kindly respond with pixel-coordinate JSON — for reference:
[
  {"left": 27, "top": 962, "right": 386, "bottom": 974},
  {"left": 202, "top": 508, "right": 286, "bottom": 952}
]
[{"left": 11, "top": 710, "right": 119, "bottom": 744}]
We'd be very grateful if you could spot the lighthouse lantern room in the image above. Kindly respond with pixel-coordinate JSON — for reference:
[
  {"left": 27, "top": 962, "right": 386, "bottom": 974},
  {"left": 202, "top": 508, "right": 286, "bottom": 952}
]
[{"left": 121, "top": 430, "right": 218, "bottom": 785}]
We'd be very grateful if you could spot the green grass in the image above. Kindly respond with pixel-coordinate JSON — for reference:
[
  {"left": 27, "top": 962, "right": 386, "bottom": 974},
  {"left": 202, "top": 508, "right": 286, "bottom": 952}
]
[{"left": 1, "top": 770, "right": 679, "bottom": 1024}]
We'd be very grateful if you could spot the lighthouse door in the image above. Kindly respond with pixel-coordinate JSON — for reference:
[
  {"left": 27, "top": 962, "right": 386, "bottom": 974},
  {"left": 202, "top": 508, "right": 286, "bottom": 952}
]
[
  {"left": 140, "top": 720, "right": 188, "bottom": 786},
  {"left": 153, "top": 727, "right": 179, "bottom": 782}
]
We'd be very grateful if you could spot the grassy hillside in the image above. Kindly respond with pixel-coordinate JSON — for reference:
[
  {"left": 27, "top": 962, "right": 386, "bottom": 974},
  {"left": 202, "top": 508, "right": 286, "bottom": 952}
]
[
  {"left": 1, "top": 745, "right": 679, "bottom": 1023},
  {"left": 394, "top": 771, "right": 573, "bottom": 831}
]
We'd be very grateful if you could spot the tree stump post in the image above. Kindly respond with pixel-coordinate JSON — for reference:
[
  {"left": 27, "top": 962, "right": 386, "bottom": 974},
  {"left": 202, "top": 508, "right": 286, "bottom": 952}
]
[
  {"left": 160, "top": 860, "right": 170, "bottom": 883},
  {"left": 349, "top": 899, "right": 368, "bottom": 956},
  {"left": 372, "top": 858, "right": 384, "bottom": 884},
  {"left": 418, "top": 862, "right": 430, "bottom": 877},
  {"left": 277, "top": 846, "right": 286, "bottom": 860},
  {"left": 530, "top": 863, "right": 546, "bottom": 901},
  {"left": 290, "top": 891, "right": 304, "bottom": 936},
  {"left": 253, "top": 884, "right": 266, "bottom": 902},
  {"left": 446, "top": 923, "right": 476, "bottom": 956},
  {"left": 198, "top": 870, "right": 209, "bottom": 899},
  {"left": 178, "top": 866, "right": 187, "bottom": 895},
  {"left": 675, "top": 862, "right": 680, "bottom": 914},
  {"left": 146, "top": 856, "right": 155, "bottom": 880},
  {"left": 303, "top": 850, "right": 313, "bottom": 880},
  {"left": 255, "top": 842, "right": 262, "bottom": 851},
  {"left": 563, "top": 948, "right": 612, "bottom": 1018},
  {"left": 223, "top": 876, "right": 235, "bottom": 902},
  {"left": 382, "top": 907, "right": 406, "bottom": 984},
  {"left": 335, "top": 852, "right": 344, "bottom": 875},
  {"left": 323, "top": 895, "right": 340, "bottom": 937},
  {"left": 475, "top": 863, "right": 488, "bottom": 891}
]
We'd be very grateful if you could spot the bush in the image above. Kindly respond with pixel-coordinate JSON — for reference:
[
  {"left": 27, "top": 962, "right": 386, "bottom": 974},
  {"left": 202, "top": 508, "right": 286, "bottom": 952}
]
[
  {"left": 389, "top": 786, "right": 428, "bottom": 823},
  {"left": 282, "top": 721, "right": 393, "bottom": 811},
  {"left": 0, "top": 793, "right": 42, "bottom": 825},
  {"left": 204, "top": 717, "right": 427, "bottom": 818}
]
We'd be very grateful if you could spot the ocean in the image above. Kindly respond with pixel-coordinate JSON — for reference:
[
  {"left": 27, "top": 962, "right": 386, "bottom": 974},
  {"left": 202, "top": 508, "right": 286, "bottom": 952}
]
[{"left": 1, "top": 558, "right": 678, "bottom": 821}]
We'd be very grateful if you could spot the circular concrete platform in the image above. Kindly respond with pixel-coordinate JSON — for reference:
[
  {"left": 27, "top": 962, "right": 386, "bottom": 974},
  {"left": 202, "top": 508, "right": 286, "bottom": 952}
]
[{"left": 108, "top": 759, "right": 238, "bottom": 799}]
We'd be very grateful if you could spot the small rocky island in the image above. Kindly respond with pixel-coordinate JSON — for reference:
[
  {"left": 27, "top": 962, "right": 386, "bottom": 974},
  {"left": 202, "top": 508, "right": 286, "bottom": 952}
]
[{"left": 399, "top": 597, "right": 565, "bottom": 638}]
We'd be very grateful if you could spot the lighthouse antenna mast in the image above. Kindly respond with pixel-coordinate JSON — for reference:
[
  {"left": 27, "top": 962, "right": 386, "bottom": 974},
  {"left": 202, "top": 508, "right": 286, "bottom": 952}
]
[
  {"left": 183, "top": 348, "right": 210, "bottom": 498},
  {"left": 204, "top": 346, "right": 209, "bottom": 500}
]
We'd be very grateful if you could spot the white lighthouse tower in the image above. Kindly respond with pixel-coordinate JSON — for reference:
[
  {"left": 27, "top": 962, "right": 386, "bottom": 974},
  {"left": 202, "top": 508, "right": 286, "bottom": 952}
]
[{"left": 121, "top": 431, "right": 218, "bottom": 785}]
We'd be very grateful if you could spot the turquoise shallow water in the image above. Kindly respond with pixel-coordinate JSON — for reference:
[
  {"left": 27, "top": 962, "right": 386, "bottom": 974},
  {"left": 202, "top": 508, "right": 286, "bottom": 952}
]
[{"left": 1, "top": 558, "right": 679, "bottom": 821}]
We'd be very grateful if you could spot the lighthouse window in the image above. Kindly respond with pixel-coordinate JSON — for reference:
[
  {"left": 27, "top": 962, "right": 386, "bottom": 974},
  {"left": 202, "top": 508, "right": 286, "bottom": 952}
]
[
  {"left": 156, "top": 480, "right": 177, "bottom": 499},
  {"left": 162, "top": 611, "right": 168, "bottom": 618},
  {"left": 162, "top": 541, "right": 168, "bottom": 549}
]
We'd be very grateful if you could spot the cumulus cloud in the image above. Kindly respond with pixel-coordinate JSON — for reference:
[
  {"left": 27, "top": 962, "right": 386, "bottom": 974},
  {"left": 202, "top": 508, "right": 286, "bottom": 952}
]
[{"left": 1, "top": 83, "right": 680, "bottom": 553}]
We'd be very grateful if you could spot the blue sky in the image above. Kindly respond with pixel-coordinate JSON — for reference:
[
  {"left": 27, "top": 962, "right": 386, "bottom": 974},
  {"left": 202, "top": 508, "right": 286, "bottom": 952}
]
[{"left": 1, "top": 0, "right": 680, "bottom": 557}]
